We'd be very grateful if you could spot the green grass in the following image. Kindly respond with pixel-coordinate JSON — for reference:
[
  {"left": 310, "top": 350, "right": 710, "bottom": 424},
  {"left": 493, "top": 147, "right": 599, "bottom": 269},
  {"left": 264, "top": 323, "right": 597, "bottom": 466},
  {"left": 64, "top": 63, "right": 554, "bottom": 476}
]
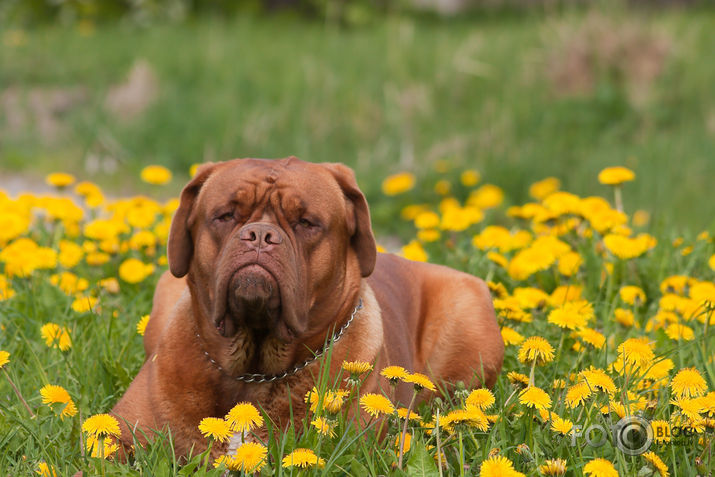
[{"left": 1, "top": 8, "right": 714, "bottom": 232}]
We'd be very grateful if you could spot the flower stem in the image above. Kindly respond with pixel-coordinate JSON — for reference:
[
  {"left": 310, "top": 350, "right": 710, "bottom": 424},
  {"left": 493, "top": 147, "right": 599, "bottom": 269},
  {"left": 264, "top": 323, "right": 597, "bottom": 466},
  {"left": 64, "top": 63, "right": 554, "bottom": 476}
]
[
  {"left": 528, "top": 359, "right": 536, "bottom": 387},
  {"left": 614, "top": 185, "right": 624, "bottom": 212},
  {"left": 2, "top": 368, "right": 34, "bottom": 417},
  {"left": 435, "top": 408, "right": 444, "bottom": 477},
  {"left": 458, "top": 430, "right": 465, "bottom": 477},
  {"left": 397, "top": 389, "right": 417, "bottom": 469}
]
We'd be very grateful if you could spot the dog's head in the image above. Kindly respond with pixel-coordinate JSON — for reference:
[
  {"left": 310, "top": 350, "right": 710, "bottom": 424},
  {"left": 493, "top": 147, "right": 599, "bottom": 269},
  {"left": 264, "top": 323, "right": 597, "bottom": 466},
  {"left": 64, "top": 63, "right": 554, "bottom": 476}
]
[{"left": 168, "top": 157, "right": 376, "bottom": 342}]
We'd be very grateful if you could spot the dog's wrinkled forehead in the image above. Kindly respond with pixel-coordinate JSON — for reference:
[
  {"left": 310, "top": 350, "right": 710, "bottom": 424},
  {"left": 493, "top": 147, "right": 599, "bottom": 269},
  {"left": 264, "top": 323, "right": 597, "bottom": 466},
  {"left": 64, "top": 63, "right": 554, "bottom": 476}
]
[{"left": 195, "top": 158, "right": 343, "bottom": 222}]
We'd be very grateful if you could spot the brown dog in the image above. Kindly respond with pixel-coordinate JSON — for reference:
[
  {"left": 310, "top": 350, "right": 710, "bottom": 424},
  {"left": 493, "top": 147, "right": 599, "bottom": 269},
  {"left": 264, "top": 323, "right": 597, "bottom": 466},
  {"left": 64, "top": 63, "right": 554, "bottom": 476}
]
[{"left": 111, "top": 157, "right": 503, "bottom": 458}]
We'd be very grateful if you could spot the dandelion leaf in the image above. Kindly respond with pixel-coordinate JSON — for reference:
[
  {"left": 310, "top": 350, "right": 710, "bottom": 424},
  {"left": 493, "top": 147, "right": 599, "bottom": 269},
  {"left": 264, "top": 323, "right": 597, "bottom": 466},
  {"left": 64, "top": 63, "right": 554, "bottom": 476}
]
[{"left": 405, "top": 440, "right": 439, "bottom": 477}]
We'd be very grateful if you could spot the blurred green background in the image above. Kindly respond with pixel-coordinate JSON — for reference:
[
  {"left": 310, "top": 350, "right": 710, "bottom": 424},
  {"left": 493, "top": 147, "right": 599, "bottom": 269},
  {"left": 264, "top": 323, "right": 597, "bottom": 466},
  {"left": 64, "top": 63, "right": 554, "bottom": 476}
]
[{"left": 1, "top": 0, "right": 713, "bottom": 232}]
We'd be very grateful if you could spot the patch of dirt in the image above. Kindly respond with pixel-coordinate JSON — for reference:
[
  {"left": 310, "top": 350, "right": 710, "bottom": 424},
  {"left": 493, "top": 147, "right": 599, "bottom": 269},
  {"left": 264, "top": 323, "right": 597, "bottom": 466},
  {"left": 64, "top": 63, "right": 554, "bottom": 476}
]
[
  {"left": 545, "top": 13, "right": 671, "bottom": 106},
  {"left": 104, "top": 59, "right": 159, "bottom": 121},
  {"left": 0, "top": 86, "right": 88, "bottom": 142}
]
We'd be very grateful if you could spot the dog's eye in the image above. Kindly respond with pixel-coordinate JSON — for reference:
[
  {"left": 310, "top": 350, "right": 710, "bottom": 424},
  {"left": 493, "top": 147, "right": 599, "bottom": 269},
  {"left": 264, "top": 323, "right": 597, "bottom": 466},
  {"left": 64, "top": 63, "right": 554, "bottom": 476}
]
[
  {"left": 298, "top": 218, "right": 314, "bottom": 228},
  {"left": 215, "top": 212, "right": 234, "bottom": 223}
]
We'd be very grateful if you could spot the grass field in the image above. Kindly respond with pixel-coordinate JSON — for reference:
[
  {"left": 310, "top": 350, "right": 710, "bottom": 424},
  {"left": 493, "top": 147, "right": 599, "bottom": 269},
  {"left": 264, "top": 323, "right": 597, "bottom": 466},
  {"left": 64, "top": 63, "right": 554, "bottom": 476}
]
[
  {"left": 1, "top": 7, "right": 714, "bottom": 232},
  {"left": 0, "top": 161, "right": 713, "bottom": 475}
]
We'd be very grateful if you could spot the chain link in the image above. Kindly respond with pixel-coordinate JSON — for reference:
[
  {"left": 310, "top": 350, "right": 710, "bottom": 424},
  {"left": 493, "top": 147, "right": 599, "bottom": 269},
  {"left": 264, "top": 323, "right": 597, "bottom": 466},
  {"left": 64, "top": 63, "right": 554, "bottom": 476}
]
[{"left": 196, "top": 298, "right": 363, "bottom": 384}]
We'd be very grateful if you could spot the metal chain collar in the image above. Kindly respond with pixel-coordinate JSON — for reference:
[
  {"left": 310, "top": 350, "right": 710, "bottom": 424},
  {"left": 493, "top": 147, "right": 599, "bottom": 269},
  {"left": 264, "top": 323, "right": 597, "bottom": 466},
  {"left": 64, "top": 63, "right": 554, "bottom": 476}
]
[{"left": 195, "top": 298, "right": 363, "bottom": 384}]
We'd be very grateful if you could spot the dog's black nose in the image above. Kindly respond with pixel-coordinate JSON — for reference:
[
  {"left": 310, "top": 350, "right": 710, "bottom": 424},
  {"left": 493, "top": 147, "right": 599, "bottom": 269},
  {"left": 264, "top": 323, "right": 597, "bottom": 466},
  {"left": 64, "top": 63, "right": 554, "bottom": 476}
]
[{"left": 239, "top": 222, "right": 283, "bottom": 250}]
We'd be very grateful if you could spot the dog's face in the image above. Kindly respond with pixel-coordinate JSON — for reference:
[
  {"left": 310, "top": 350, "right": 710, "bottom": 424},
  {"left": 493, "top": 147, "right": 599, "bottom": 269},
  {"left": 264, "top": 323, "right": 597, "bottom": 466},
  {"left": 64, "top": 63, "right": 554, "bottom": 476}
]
[{"left": 167, "top": 157, "right": 376, "bottom": 342}]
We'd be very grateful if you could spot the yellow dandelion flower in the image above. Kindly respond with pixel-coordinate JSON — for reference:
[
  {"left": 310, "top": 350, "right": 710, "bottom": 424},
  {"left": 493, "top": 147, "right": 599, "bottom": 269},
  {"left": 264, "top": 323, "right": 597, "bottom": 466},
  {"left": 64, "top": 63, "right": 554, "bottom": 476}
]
[
  {"left": 580, "top": 368, "right": 617, "bottom": 394},
  {"left": 45, "top": 172, "right": 76, "bottom": 188},
  {"left": 466, "top": 389, "right": 495, "bottom": 410},
  {"left": 215, "top": 442, "right": 267, "bottom": 472},
  {"left": 311, "top": 416, "right": 336, "bottom": 437},
  {"left": 71, "top": 295, "right": 98, "bottom": 313},
  {"left": 85, "top": 435, "right": 119, "bottom": 459},
  {"left": 479, "top": 455, "right": 525, "bottom": 477},
  {"left": 518, "top": 336, "right": 555, "bottom": 365},
  {"left": 136, "top": 315, "right": 150, "bottom": 336},
  {"left": 507, "top": 246, "right": 556, "bottom": 280},
  {"left": 617, "top": 337, "right": 655, "bottom": 369},
  {"left": 395, "top": 432, "right": 412, "bottom": 453},
  {"left": 519, "top": 386, "right": 551, "bottom": 410},
  {"left": 460, "top": 169, "right": 481, "bottom": 187},
  {"left": 140, "top": 165, "right": 172, "bottom": 185},
  {"left": 0, "top": 350, "right": 9, "bottom": 369},
  {"left": 441, "top": 407, "right": 489, "bottom": 432},
  {"left": 360, "top": 393, "right": 395, "bottom": 417},
  {"left": 225, "top": 402, "right": 263, "bottom": 433},
  {"left": 434, "top": 179, "right": 451, "bottom": 195},
  {"left": 620, "top": 285, "right": 646, "bottom": 305},
  {"left": 513, "top": 287, "right": 549, "bottom": 309},
  {"left": 397, "top": 407, "right": 421, "bottom": 421},
  {"left": 670, "top": 396, "right": 705, "bottom": 420},
  {"left": 614, "top": 308, "right": 636, "bottom": 328},
  {"left": 698, "top": 392, "right": 715, "bottom": 417},
  {"left": 598, "top": 166, "right": 635, "bottom": 185},
  {"left": 576, "top": 328, "right": 606, "bottom": 349},
  {"left": 36, "top": 462, "right": 58, "bottom": 477},
  {"left": 501, "top": 326, "right": 525, "bottom": 346},
  {"left": 549, "top": 284, "right": 583, "bottom": 305},
  {"left": 414, "top": 211, "right": 440, "bottom": 229},
  {"left": 529, "top": 177, "right": 561, "bottom": 200},
  {"left": 665, "top": 323, "right": 695, "bottom": 341},
  {"left": 417, "top": 229, "right": 441, "bottom": 242},
  {"left": 671, "top": 368, "right": 707, "bottom": 398},
  {"left": 382, "top": 172, "right": 415, "bottom": 196},
  {"left": 557, "top": 251, "right": 583, "bottom": 276},
  {"left": 381, "top": 365, "right": 409, "bottom": 382},
  {"left": 40, "top": 384, "right": 78, "bottom": 418},
  {"left": 468, "top": 184, "right": 504, "bottom": 209},
  {"left": 0, "top": 275, "right": 16, "bottom": 301},
  {"left": 40, "top": 384, "right": 71, "bottom": 405},
  {"left": 553, "top": 379, "right": 566, "bottom": 389},
  {"left": 198, "top": 417, "right": 232, "bottom": 443},
  {"left": 539, "top": 458, "right": 567, "bottom": 476},
  {"left": 118, "top": 258, "right": 155, "bottom": 284},
  {"left": 547, "top": 301, "right": 593, "bottom": 330},
  {"left": 342, "top": 360, "right": 373, "bottom": 375},
  {"left": 583, "top": 458, "right": 618, "bottom": 477},
  {"left": 40, "top": 323, "right": 72, "bottom": 351},
  {"left": 642, "top": 451, "right": 669, "bottom": 477},
  {"left": 281, "top": 448, "right": 325, "bottom": 468},
  {"left": 709, "top": 254, "right": 715, "bottom": 271},
  {"left": 565, "top": 382, "right": 592, "bottom": 408},
  {"left": 304, "top": 388, "right": 349, "bottom": 414},
  {"left": 507, "top": 371, "right": 530, "bottom": 388},
  {"left": 86, "top": 252, "right": 110, "bottom": 266},
  {"left": 494, "top": 298, "right": 532, "bottom": 322},
  {"left": 550, "top": 416, "right": 573, "bottom": 435},
  {"left": 439, "top": 205, "right": 483, "bottom": 231},
  {"left": 404, "top": 372, "right": 436, "bottom": 391},
  {"left": 57, "top": 240, "right": 83, "bottom": 269},
  {"left": 401, "top": 240, "right": 428, "bottom": 262},
  {"left": 644, "top": 358, "right": 675, "bottom": 382},
  {"left": 82, "top": 413, "right": 121, "bottom": 438},
  {"left": 97, "top": 277, "right": 119, "bottom": 294},
  {"left": 603, "top": 233, "right": 656, "bottom": 260}
]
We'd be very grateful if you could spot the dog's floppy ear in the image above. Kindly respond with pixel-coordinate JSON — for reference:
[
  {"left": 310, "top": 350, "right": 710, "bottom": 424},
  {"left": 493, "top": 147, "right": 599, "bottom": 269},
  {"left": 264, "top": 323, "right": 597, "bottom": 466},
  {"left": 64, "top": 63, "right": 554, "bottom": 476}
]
[
  {"left": 168, "top": 163, "right": 217, "bottom": 278},
  {"left": 322, "top": 163, "right": 377, "bottom": 277}
]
